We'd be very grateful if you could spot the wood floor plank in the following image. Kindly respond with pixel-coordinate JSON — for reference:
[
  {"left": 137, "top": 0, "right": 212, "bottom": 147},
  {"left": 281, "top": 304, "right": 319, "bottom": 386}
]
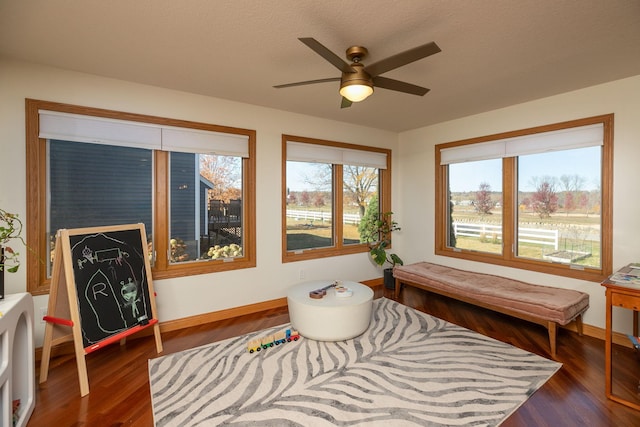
[{"left": 28, "top": 286, "right": 640, "bottom": 426}]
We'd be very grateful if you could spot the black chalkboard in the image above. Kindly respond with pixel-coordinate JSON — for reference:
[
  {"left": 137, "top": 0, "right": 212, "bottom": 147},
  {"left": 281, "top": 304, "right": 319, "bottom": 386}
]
[
  {"left": 41, "top": 223, "right": 161, "bottom": 396},
  {"left": 68, "top": 226, "right": 154, "bottom": 348}
]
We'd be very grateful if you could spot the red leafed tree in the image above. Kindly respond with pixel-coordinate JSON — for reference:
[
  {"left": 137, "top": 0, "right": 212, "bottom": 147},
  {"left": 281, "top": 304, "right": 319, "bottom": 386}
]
[
  {"left": 531, "top": 180, "right": 558, "bottom": 218},
  {"left": 313, "top": 192, "right": 325, "bottom": 207},
  {"left": 563, "top": 191, "right": 575, "bottom": 215},
  {"left": 300, "top": 191, "right": 311, "bottom": 206},
  {"left": 559, "top": 174, "right": 584, "bottom": 216},
  {"left": 578, "top": 192, "right": 590, "bottom": 214},
  {"left": 474, "top": 182, "right": 496, "bottom": 216}
]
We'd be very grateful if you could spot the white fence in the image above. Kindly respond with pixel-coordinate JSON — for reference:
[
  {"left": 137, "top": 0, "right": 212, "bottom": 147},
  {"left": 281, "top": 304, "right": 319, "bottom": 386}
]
[
  {"left": 453, "top": 222, "right": 559, "bottom": 250},
  {"left": 286, "top": 209, "right": 361, "bottom": 225},
  {"left": 285, "top": 213, "right": 559, "bottom": 249}
]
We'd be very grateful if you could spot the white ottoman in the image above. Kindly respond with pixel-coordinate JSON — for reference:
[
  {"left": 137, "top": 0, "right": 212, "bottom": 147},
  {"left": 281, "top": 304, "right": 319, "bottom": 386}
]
[{"left": 287, "top": 280, "right": 374, "bottom": 341}]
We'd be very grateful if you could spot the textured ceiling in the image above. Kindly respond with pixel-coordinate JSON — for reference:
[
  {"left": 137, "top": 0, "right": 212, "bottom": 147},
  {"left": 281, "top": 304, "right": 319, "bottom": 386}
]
[{"left": 1, "top": 0, "right": 639, "bottom": 132}]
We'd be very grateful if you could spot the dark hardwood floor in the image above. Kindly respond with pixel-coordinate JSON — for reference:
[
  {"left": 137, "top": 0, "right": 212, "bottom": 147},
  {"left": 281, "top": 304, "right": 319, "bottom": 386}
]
[{"left": 28, "top": 285, "right": 640, "bottom": 426}]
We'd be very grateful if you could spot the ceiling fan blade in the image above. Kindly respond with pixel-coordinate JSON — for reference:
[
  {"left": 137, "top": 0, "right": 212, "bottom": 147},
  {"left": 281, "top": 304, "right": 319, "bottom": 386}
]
[
  {"left": 274, "top": 77, "right": 340, "bottom": 89},
  {"left": 364, "top": 41, "right": 441, "bottom": 77},
  {"left": 372, "top": 76, "right": 430, "bottom": 96},
  {"left": 340, "top": 97, "right": 353, "bottom": 109},
  {"left": 298, "top": 37, "right": 355, "bottom": 74}
]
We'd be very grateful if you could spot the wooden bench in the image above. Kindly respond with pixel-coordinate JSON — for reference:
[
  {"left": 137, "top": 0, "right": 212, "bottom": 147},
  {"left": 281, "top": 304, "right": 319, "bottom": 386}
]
[{"left": 393, "top": 262, "right": 589, "bottom": 358}]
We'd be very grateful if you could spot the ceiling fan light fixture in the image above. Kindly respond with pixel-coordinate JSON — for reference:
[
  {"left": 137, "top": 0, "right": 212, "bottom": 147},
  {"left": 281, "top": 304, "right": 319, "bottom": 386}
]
[
  {"left": 275, "top": 38, "right": 440, "bottom": 108},
  {"left": 340, "top": 82, "right": 374, "bottom": 102},
  {"left": 339, "top": 61, "right": 373, "bottom": 102}
]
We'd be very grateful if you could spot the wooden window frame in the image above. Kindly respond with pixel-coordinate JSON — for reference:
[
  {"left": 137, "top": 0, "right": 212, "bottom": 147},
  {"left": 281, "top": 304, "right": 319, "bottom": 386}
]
[
  {"left": 25, "top": 99, "right": 256, "bottom": 295},
  {"left": 282, "top": 134, "right": 392, "bottom": 263},
  {"left": 435, "top": 114, "right": 613, "bottom": 282}
]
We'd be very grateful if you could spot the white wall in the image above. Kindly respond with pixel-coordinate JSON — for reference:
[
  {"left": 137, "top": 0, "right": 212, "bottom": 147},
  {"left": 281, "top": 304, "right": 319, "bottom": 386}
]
[
  {"left": 2, "top": 57, "right": 639, "bottom": 344},
  {"left": 0, "top": 59, "right": 398, "bottom": 345},
  {"left": 396, "top": 74, "right": 640, "bottom": 334}
]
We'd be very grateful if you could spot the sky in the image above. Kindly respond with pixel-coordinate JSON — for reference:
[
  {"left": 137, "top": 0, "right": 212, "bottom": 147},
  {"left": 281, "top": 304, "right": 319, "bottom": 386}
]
[
  {"left": 286, "top": 161, "right": 330, "bottom": 192},
  {"left": 286, "top": 146, "right": 601, "bottom": 194},
  {"left": 448, "top": 146, "right": 601, "bottom": 193}
]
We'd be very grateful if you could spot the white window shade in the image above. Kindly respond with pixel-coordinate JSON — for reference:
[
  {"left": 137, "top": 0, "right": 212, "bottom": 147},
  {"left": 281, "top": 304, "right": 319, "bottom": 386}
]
[
  {"left": 287, "top": 141, "right": 387, "bottom": 169},
  {"left": 503, "top": 123, "right": 603, "bottom": 157},
  {"left": 287, "top": 141, "right": 344, "bottom": 164},
  {"left": 440, "top": 140, "right": 505, "bottom": 165},
  {"left": 440, "top": 123, "right": 603, "bottom": 165},
  {"left": 161, "top": 127, "right": 249, "bottom": 157},
  {"left": 342, "top": 148, "right": 387, "bottom": 169},
  {"left": 39, "top": 110, "right": 249, "bottom": 156},
  {"left": 39, "top": 110, "right": 161, "bottom": 149}
]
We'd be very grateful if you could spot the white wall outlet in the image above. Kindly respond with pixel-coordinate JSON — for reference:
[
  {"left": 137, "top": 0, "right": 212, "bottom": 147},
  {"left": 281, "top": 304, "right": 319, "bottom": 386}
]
[{"left": 40, "top": 307, "right": 48, "bottom": 323}]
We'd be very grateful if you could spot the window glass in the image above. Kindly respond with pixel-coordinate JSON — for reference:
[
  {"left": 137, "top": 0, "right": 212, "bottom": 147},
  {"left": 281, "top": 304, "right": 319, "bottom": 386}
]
[
  {"left": 448, "top": 158, "right": 502, "bottom": 255},
  {"left": 343, "top": 165, "right": 379, "bottom": 245},
  {"left": 516, "top": 146, "right": 601, "bottom": 267},
  {"left": 282, "top": 135, "right": 391, "bottom": 262},
  {"left": 285, "top": 161, "right": 333, "bottom": 251},
  {"left": 435, "top": 115, "right": 612, "bottom": 281},
  {"left": 48, "top": 139, "right": 153, "bottom": 274},
  {"left": 26, "top": 99, "right": 256, "bottom": 295},
  {"left": 169, "top": 152, "right": 243, "bottom": 263}
]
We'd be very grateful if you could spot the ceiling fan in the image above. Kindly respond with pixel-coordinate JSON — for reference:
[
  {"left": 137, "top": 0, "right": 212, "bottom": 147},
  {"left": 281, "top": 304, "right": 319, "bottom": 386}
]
[{"left": 274, "top": 37, "right": 441, "bottom": 108}]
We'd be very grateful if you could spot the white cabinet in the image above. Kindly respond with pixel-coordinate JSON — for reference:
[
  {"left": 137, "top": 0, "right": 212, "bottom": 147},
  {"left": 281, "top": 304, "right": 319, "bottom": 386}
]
[{"left": 0, "top": 293, "right": 35, "bottom": 427}]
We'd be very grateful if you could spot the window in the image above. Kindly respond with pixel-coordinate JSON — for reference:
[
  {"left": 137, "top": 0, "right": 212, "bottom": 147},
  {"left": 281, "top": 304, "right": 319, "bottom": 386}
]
[
  {"left": 447, "top": 158, "right": 503, "bottom": 255},
  {"left": 435, "top": 115, "right": 613, "bottom": 281},
  {"left": 282, "top": 135, "right": 391, "bottom": 262},
  {"left": 26, "top": 99, "right": 256, "bottom": 295}
]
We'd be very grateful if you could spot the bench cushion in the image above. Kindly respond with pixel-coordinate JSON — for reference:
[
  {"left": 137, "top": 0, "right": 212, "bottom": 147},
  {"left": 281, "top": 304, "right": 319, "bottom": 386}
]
[{"left": 393, "top": 262, "right": 589, "bottom": 325}]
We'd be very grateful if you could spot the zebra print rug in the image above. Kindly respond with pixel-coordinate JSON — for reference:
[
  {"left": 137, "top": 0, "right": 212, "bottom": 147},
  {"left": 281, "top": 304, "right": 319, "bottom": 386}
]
[{"left": 149, "top": 298, "right": 560, "bottom": 426}]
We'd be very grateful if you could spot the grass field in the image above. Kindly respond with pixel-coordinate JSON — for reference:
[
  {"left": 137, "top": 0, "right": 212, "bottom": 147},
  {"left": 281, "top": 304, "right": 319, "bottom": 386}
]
[
  {"left": 452, "top": 206, "right": 601, "bottom": 267},
  {"left": 285, "top": 218, "right": 361, "bottom": 250},
  {"left": 284, "top": 205, "right": 601, "bottom": 268}
]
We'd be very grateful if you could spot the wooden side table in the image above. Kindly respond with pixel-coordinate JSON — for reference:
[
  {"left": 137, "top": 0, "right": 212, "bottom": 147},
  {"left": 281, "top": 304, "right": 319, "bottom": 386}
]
[{"left": 602, "top": 265, "right": 640, "bottom": 411}]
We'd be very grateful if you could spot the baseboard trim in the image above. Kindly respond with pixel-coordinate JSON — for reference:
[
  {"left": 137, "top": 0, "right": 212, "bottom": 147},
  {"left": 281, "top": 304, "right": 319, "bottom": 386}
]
[
  {"left": 159, "top": 297, "right": 288, "bottom": 333},
  {"left": 36, "top": 278, "right": 632, "bottom": 363},
  {"left": 35, "top": 279, "right": 382, "bottom": 362},
  {"left": 582, "top": 323, "right": 635, "bottom": 348},
  {"left": 555, "top": 318, "right": 633, "bottom": 349}
]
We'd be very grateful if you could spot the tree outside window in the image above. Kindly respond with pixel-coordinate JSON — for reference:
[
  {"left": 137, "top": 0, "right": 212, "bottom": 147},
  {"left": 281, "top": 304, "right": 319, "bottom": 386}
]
[
  {"left": 25, "top": 99, "right": 256, "bottom": 295},
  {"left": 282, "top": 135, "right": 390, "bottom": 262},
  {"left": 436, "top": 115, "right": 613, "bottom": 281}
]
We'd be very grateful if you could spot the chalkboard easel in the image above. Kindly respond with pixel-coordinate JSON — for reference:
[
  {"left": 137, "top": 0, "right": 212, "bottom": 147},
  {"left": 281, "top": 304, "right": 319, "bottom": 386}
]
[{"left": 39, "top": 224, "right": 162, "bottom": 397}]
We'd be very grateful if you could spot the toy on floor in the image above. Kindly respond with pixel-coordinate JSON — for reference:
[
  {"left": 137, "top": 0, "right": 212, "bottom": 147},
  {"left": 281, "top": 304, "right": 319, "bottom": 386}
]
[{"left": 247, "top": 328, "right": 300, "bottom": 353}]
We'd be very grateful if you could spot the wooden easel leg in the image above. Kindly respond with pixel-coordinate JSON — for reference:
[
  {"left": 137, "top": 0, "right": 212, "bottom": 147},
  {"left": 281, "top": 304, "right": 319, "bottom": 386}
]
[
  {"left": 73, "top": 339, "right": 90, "bottom": 397},
  {"left": 39, "top": 322, "right": 54, "bottom": 383},
  {"left": 41, "top": 236, "right": 63, "bottom": 384},
  {"left": 153, "top": 323, "right": 163, "bottom": 353}
]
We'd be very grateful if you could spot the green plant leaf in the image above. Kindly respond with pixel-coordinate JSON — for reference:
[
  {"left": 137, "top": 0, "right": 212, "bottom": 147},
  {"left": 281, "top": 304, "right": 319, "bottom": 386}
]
[
  {"left": 389, "top": 253, "right": 403, "bottom": 266},
  {"left": 370, "top": 247, "right": 387, "bottom": 266}
]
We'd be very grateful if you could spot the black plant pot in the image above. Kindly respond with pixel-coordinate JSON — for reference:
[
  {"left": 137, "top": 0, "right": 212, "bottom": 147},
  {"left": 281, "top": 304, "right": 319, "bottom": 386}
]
[{"left": 383, "top": 267, "right": 395, "bottom": 290}]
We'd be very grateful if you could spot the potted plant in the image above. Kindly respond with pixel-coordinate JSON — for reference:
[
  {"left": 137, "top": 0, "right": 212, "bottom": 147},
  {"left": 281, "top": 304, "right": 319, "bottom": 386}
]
[
  {"left": 361, "top": 211, "right": 403, "bottom": 289},
  {"left": 0, "top": 208, "right": 26, "bottom": 299}
]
